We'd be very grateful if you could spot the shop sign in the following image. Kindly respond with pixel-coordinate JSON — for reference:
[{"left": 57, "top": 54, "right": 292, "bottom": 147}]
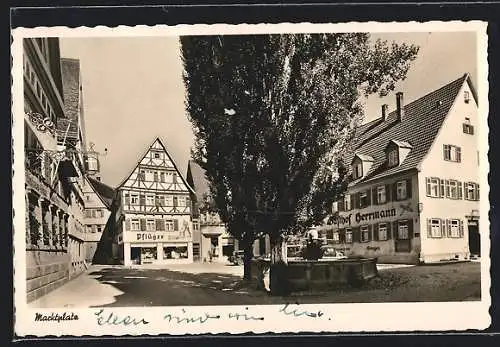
[
  {"left": 123, "top": 232, "right": 189, "bottom": 243},
  {"left": 332, "top": 208, "right": 397, "bottom": 227}
]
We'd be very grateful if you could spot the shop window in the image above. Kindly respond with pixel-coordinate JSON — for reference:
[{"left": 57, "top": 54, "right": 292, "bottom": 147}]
[
  {"left": 396, "top": 180, "right": 407, "bottom": 200},
  {"left": 141, "top": 247, "right": 157, "bottom": 263},
  {"left": 345, "top": 229, "right": 353, "bottom": 243},
  {"left": 388, "top": 149, "right": 399, "bottom": 167},
  {"left": 427, "top": 218, "right": 444, "bottom": 238},
  {"left": 360, "top": 226, "right": 370, "bottom": 242},
  {"left": 164, "top": 246, "right": 188, "bottom": 259},
  {"left": 377, "top": 186, "right": 386, "bottom": 204},
  {"left": 378, "top": 223, "right": 388, "bottom": 241},
  {"left": 131, "top": 219, "right": 140, "bottom": 231},
  {"left": 443, "top": 145, "right": 461, "bottom": 162}
]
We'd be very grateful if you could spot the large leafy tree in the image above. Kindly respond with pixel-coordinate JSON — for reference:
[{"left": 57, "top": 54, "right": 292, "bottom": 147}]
[{"left": 181, "top": 34, "right": 418, "bottom": 290}]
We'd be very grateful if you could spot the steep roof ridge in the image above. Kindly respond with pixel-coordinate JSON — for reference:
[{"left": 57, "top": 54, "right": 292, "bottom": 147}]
[{"left": 86, "top": 175, "right": 116, "bottom": 209}]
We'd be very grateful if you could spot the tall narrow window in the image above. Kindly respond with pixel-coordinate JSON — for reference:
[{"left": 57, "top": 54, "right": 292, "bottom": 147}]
[
  {"left": 345, "top": 229, "right": 353, "bottom": 243},
  {"left": 153, "top": 171, "right": 159, "bottom": 182},
  {"left": 344, "top": 194, "right": 351, "bottom": 211},
  {"left": 388, "top": 149, "right": 399, "bottom": 167},
  {"left": 360, "top": 226, "right": 370, "bottom": 242},
  {"left": 464, "top": 90, "right": 470, "bottom": 103},
  {"left": 160, "top": 172, "right": 165, "bottom": 183},
  {"left": 396, "top": 181, "right": 407, "bottom": 200},
  {"left": 377, "top": 186, "right": 386, "bottom": 204},
  {"left": 378, "top": 223, "right": 388, "bottom": 241}
]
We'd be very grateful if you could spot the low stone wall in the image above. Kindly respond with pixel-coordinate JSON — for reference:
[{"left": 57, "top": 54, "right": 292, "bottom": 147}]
[
  {"left": 251, "top": 257, "right": 378, "bottom": 292},
  {"left": 26, "top": 250, "right": 70, "bottom": 302}
]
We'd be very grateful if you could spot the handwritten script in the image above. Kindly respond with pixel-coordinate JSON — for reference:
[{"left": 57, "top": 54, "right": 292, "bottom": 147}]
[{"left": 95, "top": 309, "right": 149, "bottom": 326}]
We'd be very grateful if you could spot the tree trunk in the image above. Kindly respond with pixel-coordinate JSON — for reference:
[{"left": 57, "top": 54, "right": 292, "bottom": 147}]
[
  {"left": 243, "top": 241, "right": 253, "bottom": 281},
  {"left": 269, "top": 234, "right": 290, "bottom": 296}
]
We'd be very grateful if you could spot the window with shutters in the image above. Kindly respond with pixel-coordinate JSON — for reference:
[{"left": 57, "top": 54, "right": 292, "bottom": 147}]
[
  {"left": 359, "top": 191, "right": 369, "bottom": 208},
  {"left": 445, "top": 179, "right": 462, "bottom": 199},
  {"left": 448, "top": 219, "right": 461, "bottom": 238},
  {"left": 360, "top": 226, "right": 370, "bottom": 242},
  {"left": 388, "top": 149, "right": 399, "bottom": 167},
  {"left": 464, "top": 182, "right": 480, "bottom": 201},
  {"left": 377, "top": 186, "right": 386, "bottom": 204},
  {"left": 344, "top": 194, "right": 351, "bottom": 211},
  {"left": 146, "top": 219, "right": 155, "bottom": 231},
  {"left": 345, "top": 229, "right": 353, "bottom": 243},
  {"left": 165, "top": 220, "right": 174, "bottom": 231},
  {"left": 397, "top": 221, "right": 409, "bottom": 240},
  {"left": 443, "top": 145, "right": 462, "bottom": 162},
  {"left": 396, "top": 181, "right": 407, "bottom": 200},
  {"left": 131, "top": 219, "right": 140, "bottom": 231},
  {"left": 426, "top": 177, "right": 441, "bottom": 198},
  {"left": 378, "top": 223, "right": 388, "bottom": 241},
  {"left": 428, "top": 218, "right": 443, "bottom": 238}
]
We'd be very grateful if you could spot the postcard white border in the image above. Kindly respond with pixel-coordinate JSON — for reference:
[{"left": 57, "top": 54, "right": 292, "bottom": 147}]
[{"left": 12, "top": 21, "right": 490, "bottom": 337}]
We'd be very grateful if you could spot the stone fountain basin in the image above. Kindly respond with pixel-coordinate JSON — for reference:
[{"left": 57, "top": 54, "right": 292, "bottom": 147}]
[{"left": 251, "top": 257, "right": 378, "bottom": 292}]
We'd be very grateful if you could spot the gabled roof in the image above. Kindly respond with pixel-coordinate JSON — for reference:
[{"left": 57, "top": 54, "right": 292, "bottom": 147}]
[
  {"left": 116, "top": 137, "right": 195, "bottom": 194},
  {"left": 86, "top": 175, "right": 116, "bottom": 209},
  {"left": 345, "top": 73, "right": 473, "bottom": 185},
  {"left": 352, "top": 153, "right": 374, "bottom": 163},
  {"left": 186, "top": 160, "right": 210, "bottom": 203},
  {"left": 385, "top": 140, "right": 413, "bottom": 150}
]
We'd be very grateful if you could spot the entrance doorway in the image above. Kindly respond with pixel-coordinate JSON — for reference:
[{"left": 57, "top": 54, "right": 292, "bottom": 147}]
[
  {"left": 131, "top": 247, "right": 141, "bottom": 265},
  {"left": 210, "top": 236, "right": 219, "bottom": 259},
  {"left": 468, "top": 223, "right": 480, "bottom": 256}
]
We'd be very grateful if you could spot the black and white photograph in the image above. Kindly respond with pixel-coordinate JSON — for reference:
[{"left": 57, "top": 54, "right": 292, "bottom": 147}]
[{"left": 12, "top": 22, "right": 490, "bottom": 335}]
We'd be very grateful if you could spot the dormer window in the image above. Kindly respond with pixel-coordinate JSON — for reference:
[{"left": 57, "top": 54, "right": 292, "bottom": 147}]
[
  {"left": 353, "top": 162, "right": 363, "bottom": 179},
  {"left": 388, "top": 149, "right": 399, "bottom": 167},
  {"left": 385, "top": 140, "right": 412, "bottom": 168}
]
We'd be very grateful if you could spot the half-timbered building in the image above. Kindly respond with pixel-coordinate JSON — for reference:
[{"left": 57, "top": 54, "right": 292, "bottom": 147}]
[{"left": 114, "top": 138, "right": 195, "bottom": 265}]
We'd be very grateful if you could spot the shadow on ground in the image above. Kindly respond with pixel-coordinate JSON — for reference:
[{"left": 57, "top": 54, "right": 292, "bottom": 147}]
[{"left": 87, "top": 262, "right": 481, "bottom": 307}]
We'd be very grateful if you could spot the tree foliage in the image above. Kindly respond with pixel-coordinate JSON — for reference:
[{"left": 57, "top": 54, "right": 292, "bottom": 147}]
[{"left": 181, "top": 33, "right": 418, "bottom": 275}]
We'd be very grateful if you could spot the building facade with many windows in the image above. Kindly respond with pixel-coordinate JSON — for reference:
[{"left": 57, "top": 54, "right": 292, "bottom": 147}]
[
  {"left": 326, "top": 74, "right": 480, "bottom": 264},
  {"left": 24, "top": 38, "right": 87, "bottom": 302},
  {"left": 112, "top": 138, "right": 195, "bottom": 265}
]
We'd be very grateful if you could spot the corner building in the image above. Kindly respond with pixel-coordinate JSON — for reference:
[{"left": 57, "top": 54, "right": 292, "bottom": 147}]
[
  {"left": 328, "top": 74, "right": 480, "bottom": 264},
  {"left": 114, "top": 138, "right": 195, "bottom": 265}
]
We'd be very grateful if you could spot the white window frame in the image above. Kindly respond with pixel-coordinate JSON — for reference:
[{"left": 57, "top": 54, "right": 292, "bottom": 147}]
[
  {"left": 398, "top": 221, "right": 409, "bottom": 240},
  {"left": 359, "top": 191, "right": 368, "bottom": 208},
  {"left": 447, "top": 180, "right": 459, "bottom": 199},
  {"left": 429, "top": 218, "right": 442, "bottom": 238},
  {"left": 429, "top": 178, "right": 440, "bottom": 198},
  {"left": 353, "top": 163, "right": 363, "bottom": 179},
  {"left": 444, "top": 144, "right": 461, "bottom": 162},
  {"left": 378, "top": 223, "right": 388, "bottom": 241},
  {"left": 344, "top": 194, "right": 351, "bottom": 211},
  {"left": 360, "top": 226, "right": 370, "bottom": 243},
  {"left": 146, "top": 195, "right": 155, "bottom": 206},
  {"left": 165, "top": 220, "right": 174, "bottom": 231},
  {"left": 130, "top": 194, "right": 139, "bottom": 205},
  {"left": 396, "top": 180, "right": 407, "bottom": 200},
  {"left": 449, "top": 219, "right": 460, "bottom": 238},
  {"left": 345, "top": 229, "right": 353, "bottom": 243},
  {"left": 131, "top": 219, "right": 140, "bottom": 231},
  {"left": 377, "top": 186, "right": 386, "bottom": 204}
]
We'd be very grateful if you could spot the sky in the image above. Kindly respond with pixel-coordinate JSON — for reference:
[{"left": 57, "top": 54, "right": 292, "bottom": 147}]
[{"left": 60, "top": 31, "right": 477, "bottom": 188}]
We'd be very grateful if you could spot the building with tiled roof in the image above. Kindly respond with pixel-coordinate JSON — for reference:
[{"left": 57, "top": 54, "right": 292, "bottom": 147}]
[
  {"left": 324, "top": 74, "right": 481, "bottom": 264},
  {"left": 186, "top": 160, "right": 235, "bottom": 262}
]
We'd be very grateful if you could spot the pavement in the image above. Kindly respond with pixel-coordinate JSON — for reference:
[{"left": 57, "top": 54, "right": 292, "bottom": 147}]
[{"left": 28, "top": 261, "right": 480, "bottom": 308}]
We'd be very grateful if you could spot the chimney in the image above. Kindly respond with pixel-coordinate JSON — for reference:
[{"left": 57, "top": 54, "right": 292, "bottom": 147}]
[
  {"left": 381, "top": 104, "right": 389, "bottom": 121},
  {"left": 396, "top": 92, "right": 404, "bottom": 121}
]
